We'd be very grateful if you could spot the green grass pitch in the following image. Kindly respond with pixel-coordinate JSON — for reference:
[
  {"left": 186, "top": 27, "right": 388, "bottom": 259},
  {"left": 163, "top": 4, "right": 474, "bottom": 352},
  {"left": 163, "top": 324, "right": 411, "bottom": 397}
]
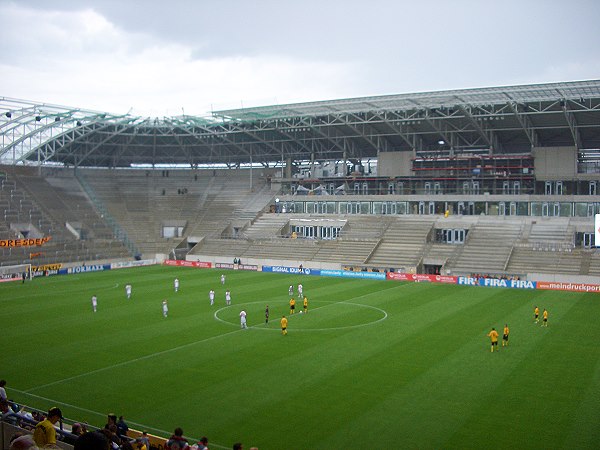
[{"left": 2, "top": 266, "right": 600, "bottom": 449}]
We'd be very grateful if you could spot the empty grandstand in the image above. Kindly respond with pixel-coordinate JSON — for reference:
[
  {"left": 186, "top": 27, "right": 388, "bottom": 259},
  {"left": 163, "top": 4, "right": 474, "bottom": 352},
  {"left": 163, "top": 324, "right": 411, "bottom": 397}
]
[{"left": 1, "top": 79, "right": 600, "bottom": 282}]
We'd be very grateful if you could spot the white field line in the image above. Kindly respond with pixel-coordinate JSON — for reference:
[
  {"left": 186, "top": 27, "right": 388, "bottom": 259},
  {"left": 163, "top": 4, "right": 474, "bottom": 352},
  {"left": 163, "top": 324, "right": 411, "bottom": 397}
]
[
  {"left": 215, "top": 299, "right": 388, "bottom": 331},
  {"left": 15, "top": 283, "right": 407, "bottom": 449},
  {"left": 27, "top": 283, "right": 404, "bottom": 392},
  {"left": 24, "top": 328, "right": 243, "bottom": 393}
]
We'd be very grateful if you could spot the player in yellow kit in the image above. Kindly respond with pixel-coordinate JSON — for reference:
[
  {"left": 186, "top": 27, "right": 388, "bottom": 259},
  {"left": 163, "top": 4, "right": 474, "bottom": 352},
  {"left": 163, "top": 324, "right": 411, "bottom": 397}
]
[
  {"left": 281, "top": 315, "right": 288, "bottom": 335},
  {"left": 303, "top": 296, "right": 308, "bottom": 313},
  {"left": 534, "top": 306, "right": 540, "bottom": 323},
  {"left": 289, "top": 298, "right": 296, "bottom": 314},
  {"left": 487, "top": 327, "right": 499, "bottom": 352},
  {"left": 542, "top": 309, "right": 548, "bottom": 327},
  {"left": 502, "top": 324, "right": 509, "bottom": 347}
]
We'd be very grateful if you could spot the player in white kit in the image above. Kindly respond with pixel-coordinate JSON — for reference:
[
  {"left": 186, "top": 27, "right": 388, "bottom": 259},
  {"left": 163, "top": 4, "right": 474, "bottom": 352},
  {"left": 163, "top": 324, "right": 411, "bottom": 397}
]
[
  {"left": 209, "top": 289, "right": 215, "bottom": 305},
  {"left": 288, "top": 285, "right": 294, "bottom": 296},
  {"left": 91, "top": 295, "right": 98, "bottom": 312},
  {"left": 225, "top": 289, "right": 231, "bottom": 305},
  {"left": 297, "top": 283, "right": 303, "bottom": 298},
  {"left": 221, "top": 274, "right": 225, "bottom": 285},
  {"left": 174, "top": 278, "right": 180, "bottom": 292},
  {"left": 125, "top": 284, "right": 132, "bottom": 299},
  {"left": 162, "top": 300, "right": 168, "bottom": 318},
  {"left": 240, "top": 310, "right": 247, "bottom": 329}
]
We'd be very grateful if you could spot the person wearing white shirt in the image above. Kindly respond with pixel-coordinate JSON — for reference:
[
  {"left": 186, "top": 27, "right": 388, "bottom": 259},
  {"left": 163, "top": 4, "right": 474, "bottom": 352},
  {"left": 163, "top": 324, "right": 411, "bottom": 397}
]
[
  {"left": 240, "top": 310, "right": 247, "bottom": 329},
  {"left": 209, "top": 289, "right": 215, "bottom": 306},
  {"left": 125, "top": 284, "right": 132, "bottom": 299},
  {"left": 0, "top": 380, "right": 6, "bottom": 402}
]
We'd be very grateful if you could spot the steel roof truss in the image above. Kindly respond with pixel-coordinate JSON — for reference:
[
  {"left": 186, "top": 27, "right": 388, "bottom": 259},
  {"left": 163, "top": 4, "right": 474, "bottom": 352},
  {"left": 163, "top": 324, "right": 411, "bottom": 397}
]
[
  {"left": 458, "top": 105, "right": 502, "bottom": 153},
  {"left": 506, "top": 102, "right": 540, "bottom": 148}
]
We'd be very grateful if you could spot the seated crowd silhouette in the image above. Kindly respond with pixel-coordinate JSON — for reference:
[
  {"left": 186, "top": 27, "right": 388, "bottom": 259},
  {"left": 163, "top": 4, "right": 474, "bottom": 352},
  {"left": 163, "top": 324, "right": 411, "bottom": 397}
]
[{"left": 2, "top": 396, "right": 215, "bottom": 450}]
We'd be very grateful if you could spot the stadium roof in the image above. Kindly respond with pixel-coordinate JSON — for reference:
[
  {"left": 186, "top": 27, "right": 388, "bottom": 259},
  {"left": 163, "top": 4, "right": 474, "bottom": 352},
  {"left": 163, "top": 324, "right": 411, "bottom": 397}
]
[
  {"left": 1, "top": 79, "right": 600, "bottom": 168},
  {"left": 213, "top": 79, "right": 600, "bottom": 120}
]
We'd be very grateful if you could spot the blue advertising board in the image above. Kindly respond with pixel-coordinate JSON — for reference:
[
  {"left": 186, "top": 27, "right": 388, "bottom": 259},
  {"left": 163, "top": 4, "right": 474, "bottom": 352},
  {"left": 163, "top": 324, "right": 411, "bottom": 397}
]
[
  {"left": 262, "top": 265, "right": 320, "bottom": 276},
  {"left": 457, "top": 276, "right": 536, "bottom": 289},
  {"left": 320, "top": 269, "right": 386, "bottom": 280}
]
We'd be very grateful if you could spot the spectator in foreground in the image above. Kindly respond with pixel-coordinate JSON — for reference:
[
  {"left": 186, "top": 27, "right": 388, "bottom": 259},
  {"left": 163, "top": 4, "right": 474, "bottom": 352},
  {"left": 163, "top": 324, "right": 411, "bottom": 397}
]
[
  {"left": 71, "top": 423, "right": 84, "bottom": 437},
  {"left": 105, "top": 413, "right": 117, "bottom": 429},
  {"left": 0, "top": 379, "right": 7, "bottom": 401},
  {"left": 63, "top": 422, "right": 84, "bottom": 445},
  {"left": 33, "top": 407, "right": 62, "bottom": 449},
  {"left": 9, "top": 434, "right": 38, "bottom": 450},
  {"left": 166, "top": 427, "right": 190, "bottom": 449},
  {"left": 105, "top": 424, "right": 121, "bottom": 448},
  {"left": 196, "top": 436, "right": 209, "bottom": 450},
  {"left": 116, "top": 415, "right": 129, "bottom": 438},
  {"left": 137, "top": 432, "right": 150, "bottom": 450},
  {"left": 120, "top": 440, "right": 134, "bottom": 450},
  {"left": 74, "top": 431, "right": 110, "bottom": 450}
]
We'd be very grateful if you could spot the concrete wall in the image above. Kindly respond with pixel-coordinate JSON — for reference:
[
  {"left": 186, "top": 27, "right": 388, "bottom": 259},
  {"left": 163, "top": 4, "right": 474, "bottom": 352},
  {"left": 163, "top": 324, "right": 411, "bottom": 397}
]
[
  {"left": 533, "top": 146, "right": 577, "bottom": 179},
  {"left": 377, "top": 151, "right": 413, "bottom": 177},
  {"left": 187, "top": 254, "right": 342, "bottom": 271},
  {"left": 528, "top": 273, "right": 600, "bottom": 284}
]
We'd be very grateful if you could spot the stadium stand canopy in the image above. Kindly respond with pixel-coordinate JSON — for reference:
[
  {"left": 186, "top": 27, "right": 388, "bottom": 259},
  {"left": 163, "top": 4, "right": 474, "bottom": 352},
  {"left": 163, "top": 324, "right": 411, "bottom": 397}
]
[{"left": 1, "top": 79, "right": 600, "bottom": 168}]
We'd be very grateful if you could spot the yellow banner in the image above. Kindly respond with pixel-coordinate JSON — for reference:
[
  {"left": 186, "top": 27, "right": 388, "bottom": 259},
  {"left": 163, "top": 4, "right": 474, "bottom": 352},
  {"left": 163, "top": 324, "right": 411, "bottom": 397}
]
[
  {"left": 31, "top": 264, "right": 62, "bottom": 272},
  {"left": 0, "top": 236, "right": 52, "bottom": 247}
]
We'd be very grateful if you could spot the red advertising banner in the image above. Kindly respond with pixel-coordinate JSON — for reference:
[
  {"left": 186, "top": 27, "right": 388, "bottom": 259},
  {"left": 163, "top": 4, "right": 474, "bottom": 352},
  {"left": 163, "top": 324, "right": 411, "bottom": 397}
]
[
  {"left": 387, "top": 273, "right": 413, "bottom": 281},
  {"left": 536, "top": 281, "right": 600, "bottom": 293},
  {"left": 0, "top": 276, "right": 21, "bottom": 283},
  {"left": 163, "top": 260, "right": 212, "bottom": 269},
  {"left": 215, "top": 263, "right": 258, "bottom": 271},
  {"left": 387, "top": 272, "right": 457, "bottom": 284}
]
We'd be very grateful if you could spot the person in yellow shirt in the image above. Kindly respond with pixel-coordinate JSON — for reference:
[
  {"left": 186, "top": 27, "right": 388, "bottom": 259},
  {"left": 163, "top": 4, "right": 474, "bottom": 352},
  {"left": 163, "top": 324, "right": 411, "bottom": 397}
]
[
  {"left": 303, "top": 296, "right": 308, "bottom": 313},
  {"left": 534, "top": 306, "right": 540, "bottom": 323},
  {"left": 487, "top": 327, "right": 499, "bottom": 352},
  {"left": 542, "top": 309, "right": 548, "bottom": 327},
  {"left": 33, "top": 407, "right": 62, "bottom": 448},
  {"left": 289, "top": 298, "right": 296, "bottom": 314},
  {"left": 281, "top": 315, "right": 288, "bottom": 335},
  {"left": 502, "top": 324, "right": 509, "bottom": 347}
]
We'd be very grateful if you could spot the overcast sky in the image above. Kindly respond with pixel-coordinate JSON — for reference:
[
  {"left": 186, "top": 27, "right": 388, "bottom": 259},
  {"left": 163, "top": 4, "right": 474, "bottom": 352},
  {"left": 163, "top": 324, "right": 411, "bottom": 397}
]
[{"left": 1, "top": 0, "right": 599, "bottom": 117}]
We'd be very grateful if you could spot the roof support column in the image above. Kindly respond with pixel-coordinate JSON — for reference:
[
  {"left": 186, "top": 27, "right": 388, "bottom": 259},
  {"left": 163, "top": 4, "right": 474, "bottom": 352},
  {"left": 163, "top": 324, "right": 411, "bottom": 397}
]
[{"left": 562, "top": 100, "right": 582, "bottom": 150}]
